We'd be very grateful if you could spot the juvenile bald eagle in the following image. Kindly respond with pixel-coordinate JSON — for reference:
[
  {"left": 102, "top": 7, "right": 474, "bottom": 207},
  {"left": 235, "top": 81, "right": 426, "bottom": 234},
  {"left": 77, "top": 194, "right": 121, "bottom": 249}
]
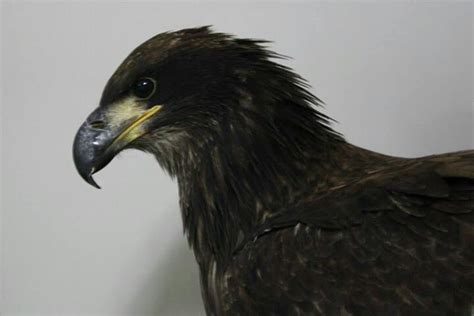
[{"left": 73, "top": 27, "right": 473, "bottom": 315}]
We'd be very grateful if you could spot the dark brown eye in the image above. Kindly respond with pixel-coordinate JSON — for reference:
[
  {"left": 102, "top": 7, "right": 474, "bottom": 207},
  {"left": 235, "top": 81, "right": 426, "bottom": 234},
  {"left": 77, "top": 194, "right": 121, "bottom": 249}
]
[{"left": 132, "top": 78, "right": 156, "bottom": 99}]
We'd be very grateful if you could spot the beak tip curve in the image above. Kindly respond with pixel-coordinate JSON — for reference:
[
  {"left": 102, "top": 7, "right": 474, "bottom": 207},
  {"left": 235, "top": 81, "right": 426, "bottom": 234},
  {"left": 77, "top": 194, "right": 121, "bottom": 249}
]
[
  {"left": 75, "top": 162, "right": 102, "bottom": 189},
  {"left": 86, "top": 174, "right": 102, "bottom": 189},
  {"left": 73, "top": 122, "right": 103, "bottom": 190}
]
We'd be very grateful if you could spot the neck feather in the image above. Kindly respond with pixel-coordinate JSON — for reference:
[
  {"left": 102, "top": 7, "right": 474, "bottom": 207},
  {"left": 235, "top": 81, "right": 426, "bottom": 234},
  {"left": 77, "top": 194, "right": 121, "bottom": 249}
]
[{"left": 176, "top": 96, "right": 346, "bottom": 264}]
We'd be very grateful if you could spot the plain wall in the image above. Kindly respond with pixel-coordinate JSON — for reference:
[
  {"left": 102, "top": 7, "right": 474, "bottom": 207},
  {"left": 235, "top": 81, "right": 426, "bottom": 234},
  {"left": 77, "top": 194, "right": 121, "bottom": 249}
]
[{"left": 1, "top": 1, "right": 472, "bottom": 315}]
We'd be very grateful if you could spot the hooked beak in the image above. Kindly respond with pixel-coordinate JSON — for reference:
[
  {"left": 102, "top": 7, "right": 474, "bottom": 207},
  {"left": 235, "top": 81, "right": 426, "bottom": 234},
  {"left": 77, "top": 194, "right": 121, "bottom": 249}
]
[{"left": 73, "top": 104, "right": 161, "bottom": 188}]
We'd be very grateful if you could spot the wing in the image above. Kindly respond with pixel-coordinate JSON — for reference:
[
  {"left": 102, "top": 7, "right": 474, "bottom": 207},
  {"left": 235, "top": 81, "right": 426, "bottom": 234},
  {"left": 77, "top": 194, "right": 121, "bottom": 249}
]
[{"left": 222, "top": 151, "right": 474, "bottom": 316}]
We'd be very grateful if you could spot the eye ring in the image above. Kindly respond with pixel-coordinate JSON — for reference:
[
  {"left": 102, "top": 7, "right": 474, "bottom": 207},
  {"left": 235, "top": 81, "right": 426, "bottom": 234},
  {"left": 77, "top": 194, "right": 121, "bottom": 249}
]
[{"left": 132, "top": 77, "right": 156, "bottom": 100}]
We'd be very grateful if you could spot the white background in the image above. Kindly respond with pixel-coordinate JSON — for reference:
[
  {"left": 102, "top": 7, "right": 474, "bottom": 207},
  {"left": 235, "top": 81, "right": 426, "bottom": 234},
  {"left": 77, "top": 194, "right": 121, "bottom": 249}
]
[{"left": 1, "top": 1, "right": 472, "bottom": 315}]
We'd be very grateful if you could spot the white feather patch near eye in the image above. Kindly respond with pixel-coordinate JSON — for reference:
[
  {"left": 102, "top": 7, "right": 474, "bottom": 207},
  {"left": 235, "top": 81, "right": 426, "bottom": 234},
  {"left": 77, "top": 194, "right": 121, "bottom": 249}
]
[{"left": 106, "top": 97, "right": 147, "bottom": 128}]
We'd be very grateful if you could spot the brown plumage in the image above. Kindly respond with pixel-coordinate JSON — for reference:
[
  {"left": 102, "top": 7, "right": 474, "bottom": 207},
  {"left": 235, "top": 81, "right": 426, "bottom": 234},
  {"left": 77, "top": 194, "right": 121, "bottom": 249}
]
[{"left": 73, "top": 27, "right": 473, "bottom": 315}]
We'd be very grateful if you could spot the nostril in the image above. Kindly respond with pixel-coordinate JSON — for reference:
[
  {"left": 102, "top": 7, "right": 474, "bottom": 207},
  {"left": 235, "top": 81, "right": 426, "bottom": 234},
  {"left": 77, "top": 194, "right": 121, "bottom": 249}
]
[{"left": 89, "top": 120, "right": 106, "bottom": 129}]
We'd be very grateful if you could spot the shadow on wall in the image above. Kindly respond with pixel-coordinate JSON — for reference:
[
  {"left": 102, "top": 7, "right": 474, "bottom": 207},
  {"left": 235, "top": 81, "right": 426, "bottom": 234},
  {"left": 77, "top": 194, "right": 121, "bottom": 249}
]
[{"left": 128, "top": 238, "right": 206, "bottom": 316}]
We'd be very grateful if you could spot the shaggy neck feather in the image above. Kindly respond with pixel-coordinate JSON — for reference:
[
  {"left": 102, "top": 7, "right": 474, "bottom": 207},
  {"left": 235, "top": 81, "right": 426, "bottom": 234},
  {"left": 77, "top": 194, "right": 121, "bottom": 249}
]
[{"left": 174, "top": 98, "right": 345, "bottom": 265}]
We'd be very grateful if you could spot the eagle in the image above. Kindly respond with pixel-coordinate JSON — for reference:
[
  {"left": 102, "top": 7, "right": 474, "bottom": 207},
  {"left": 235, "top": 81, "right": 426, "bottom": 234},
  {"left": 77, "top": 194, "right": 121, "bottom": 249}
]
[{"left": 73, "top": 27, "right": 473, "bottom": 315}]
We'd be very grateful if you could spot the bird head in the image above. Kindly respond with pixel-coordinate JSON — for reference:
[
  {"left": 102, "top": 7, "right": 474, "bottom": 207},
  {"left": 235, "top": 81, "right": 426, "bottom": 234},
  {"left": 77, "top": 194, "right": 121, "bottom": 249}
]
[{"left": 73, "top": 26, "right": 336, "bottom": 188}]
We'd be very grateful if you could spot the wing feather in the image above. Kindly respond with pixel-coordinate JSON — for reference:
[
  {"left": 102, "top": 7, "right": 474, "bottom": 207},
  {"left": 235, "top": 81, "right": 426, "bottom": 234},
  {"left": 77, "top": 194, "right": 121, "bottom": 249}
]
[{"left": 224, "top": 151, "right": 474, "bottom": 315}]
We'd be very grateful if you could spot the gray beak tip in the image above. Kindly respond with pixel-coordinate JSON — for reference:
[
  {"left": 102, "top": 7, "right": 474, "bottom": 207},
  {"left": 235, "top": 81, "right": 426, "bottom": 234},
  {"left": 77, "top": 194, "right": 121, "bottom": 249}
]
[
  {"left": 86, "top": 173, "right": 102, "bottom": 189},
  {"left": 73, "top": 121, "right": 104, "bottom": 189}
]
